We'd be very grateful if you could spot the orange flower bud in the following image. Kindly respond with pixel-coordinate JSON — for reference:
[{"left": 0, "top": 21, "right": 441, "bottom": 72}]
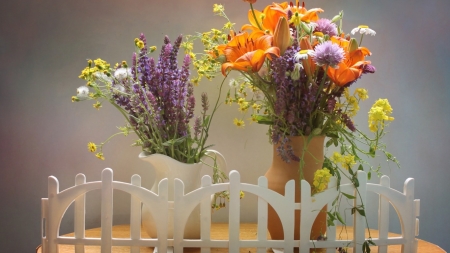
[
  {"left": 273, "top": 16, "right": 291, "bottom": 55},
  {"left": 243, "top": 0, "right": 257, "bottom": 3}
]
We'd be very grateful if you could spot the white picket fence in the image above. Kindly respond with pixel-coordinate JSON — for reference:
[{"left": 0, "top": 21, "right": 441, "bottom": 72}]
[{"left": 41, "top": 168, "right": 420, "bottom": 253}]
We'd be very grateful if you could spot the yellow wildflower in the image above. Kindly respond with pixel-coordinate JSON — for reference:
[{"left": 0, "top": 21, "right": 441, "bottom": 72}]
[
  {"left": 237, "top": 98, "right": 246, "bottom": 105},
  {"left": 95, "top": 152, "right": 105, "bottom": 160},
  {"left": 355, "top": 88, "right": 369, "bottom": 100},
  {"left": 87, "top": 142, "right": 97, "bottom": 152},
  {"left": 93, "top": 101, "right": 102, "bottom": 110},
  {"left": 313, "top": 168, "right": 332, "bottom": 193},
  {"left": 238, "top": 102, "right": 250, "bottom": 113},
  {"left": 233, "top": 118, "right": 245, "bottom": 128},
  {"left": 330, "top": 152, "right": 343, "bottom": 163},
  {"left": 341, "top": 155, "right": 356, "bottom": 170},
  {"left": 368, "top": 99, "right": 394, "bottom": 132},
  {"left": 213, "top": 4, "right": 224, "bottom": 14},
  {"left": 149, "top": 46, "right": 157, "bottom": 53},
  {"left": 223, "top": 21, "right": 234, "bottom": 30},
  {"left": 252, "top": 103, "right": 261, "bottom": 111}
]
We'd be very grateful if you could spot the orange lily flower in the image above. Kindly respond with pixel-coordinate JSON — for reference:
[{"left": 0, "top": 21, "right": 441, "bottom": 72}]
[
  {"left": 285, "top": 1, "right": 323, "bottom": 25},
  {"left": 327, "top": 40, "right": 372, "bottom": 87},
  {"left": 241, "top": 2, "right": 288, "bottom": 35},
  {"left": 221, "top": 31, "right": 280, "bottom": 75}
]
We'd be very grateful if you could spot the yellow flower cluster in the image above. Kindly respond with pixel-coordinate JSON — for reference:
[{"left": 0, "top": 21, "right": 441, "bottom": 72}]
[
  {"left": 213, "top": 4, "right": 224, "bottom": 15},
  {"left": 330, "top": 151, "right": 356, "bottom": 170},
  {"left": 78, "top": 58, "right": 110, "bottom": 80},
  {"left": 368, "top": 98, "right": 394, "bottom": 132},
  {"left": 313, "top": 168, "right": 332, "bottom": 193},
  {"left": 134, "top": 38, "right": 145, "bottom": 49}
]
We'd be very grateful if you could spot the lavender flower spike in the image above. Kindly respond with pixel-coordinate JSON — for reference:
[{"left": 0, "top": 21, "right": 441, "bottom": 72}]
[{"left": 310, "top": 41, "right": 344, "bottom": 68}]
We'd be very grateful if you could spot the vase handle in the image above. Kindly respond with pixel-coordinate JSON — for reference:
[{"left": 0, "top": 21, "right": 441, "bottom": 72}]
[{"left": 204, "top": 149, "right": 228, "bottom": 178}]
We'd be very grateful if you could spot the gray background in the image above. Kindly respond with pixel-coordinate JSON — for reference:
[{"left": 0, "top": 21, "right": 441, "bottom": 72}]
[{"left": 1, "top": 0, "right": 449, "bottom": 252}]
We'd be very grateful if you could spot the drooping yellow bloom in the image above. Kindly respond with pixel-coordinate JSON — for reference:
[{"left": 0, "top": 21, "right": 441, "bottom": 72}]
[
  {"left": 313, "top": 168, "right": 332, "bottom": 193},
  {"left": 233, "top": 118, "right": 245, "bottom": 128},
  {"left": 368, "top": 98, "right": 394, "bottom": 132},
  {"left": 93, "top": 101, "right": 102, "bottom": 110},
  {"left": 87, "top": 142, "right": 97, "bottom": 153},
  {"left": 95, "top": 152, "right": 105, "bottom": 160}
]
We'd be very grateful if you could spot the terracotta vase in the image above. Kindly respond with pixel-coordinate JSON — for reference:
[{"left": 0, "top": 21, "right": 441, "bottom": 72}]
[
  {"left": 264, "top": 135, "right": 327, "bottom": 243},
  {"left": 139, "top": 150, "right": 226, "bottom": 239}
]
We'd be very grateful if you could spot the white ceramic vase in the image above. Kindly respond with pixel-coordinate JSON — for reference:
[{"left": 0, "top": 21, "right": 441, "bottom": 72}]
[{"left": 139, "top": 150, "right": 226, "bottom": 239}]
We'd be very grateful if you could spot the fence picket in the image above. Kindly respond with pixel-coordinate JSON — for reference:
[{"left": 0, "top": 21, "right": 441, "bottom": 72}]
[
  {"left": 130, "top": 174, "right": 141, "bottom": 253},
  {"left": 74, "top": 173, "right": 86, "bottom": 253},
  {"left": 228, "top": 171, "right": 241, "bottom": 252},
  {"left": 101, "top": 168, "right": 113, "bottom": 253},
  {"left": 378, "top": 175, "right": 390, "bottom": 253},
  {"left": 257, "top": 176, "right": 268, "bottom": 253},
  {"left": 200, "top": 175, "right": 212, "bottom": 253}
]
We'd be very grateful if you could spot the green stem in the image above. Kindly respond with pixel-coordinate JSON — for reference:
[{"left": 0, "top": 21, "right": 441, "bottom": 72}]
[{"left": 249, "top": 3, "right": 263, "bottom": 31}]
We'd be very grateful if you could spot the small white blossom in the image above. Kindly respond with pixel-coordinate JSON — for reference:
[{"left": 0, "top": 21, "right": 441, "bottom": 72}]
[
  {"left": 94, "top": 72, "right": 112, "bottom": 82},
  {"left": 76, "top": 86, "right": 89, "bottom": 100},
  {"left": 114, "top": 68, "right": 132, "bottom": 81},
  {"left": 294, "top": 50, "right": 313, "bottom": 62},
  {"left": 112, "top": 84, "right": 126, "bottom": 95},
  {"left": 351, "top": 25, "right": 376, "bottom": 36},
  {"left": 228, "top": 78, "right": 238, "bottom": 88}
]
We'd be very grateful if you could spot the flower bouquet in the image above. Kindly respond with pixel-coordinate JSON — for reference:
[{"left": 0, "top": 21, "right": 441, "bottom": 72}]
[
  {"left": 74, "top": 34, "right": 218, "bottom": 164},
  {"left": 184, "top": 0, "right": 399, "bottom": 250},
  {"left": 72, "top": 33, "right": 234, "bottom": 238}
]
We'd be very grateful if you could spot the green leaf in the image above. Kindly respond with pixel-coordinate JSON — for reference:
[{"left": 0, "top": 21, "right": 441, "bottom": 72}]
[
  {"left": 336, "top": 212, "right": 345, "bottom": 225},
  {"left": 312, "top": 128, "right": 322, "bottom": 136},
  {"left": 358, "top": 164, "right": 364, "bottom": 171},
  {"left": 369, "top": 145, "right": 376, "bottom": 158},
  {"left": 341, "top": 192, "right": 356, "bottom": 199},
  {"left": 353, "top": 177, "right": 360, "bottom": 187},
  {"left": 253, "top": 115, "right": 273, "bottom": 125},
  {"left": 326, "top": 138, "right": 334, "bottom": 148},
  {"left": 367, "top": 171, "right": 372, "bottom": 180},
  {"left": 327, "top": 211, "right": 336, "bottom": 220},
  {"left": 356, "top": 207, "right": 366, "bottom": 216},
  {"left": 326, "top": 132, "right": 339, "bottom": 139},
  {"left": 333, "top": 138, "right": 338, "bottom": 146},
  {"left": 363, "top": 241, "right": 371, "bottom": 253}
]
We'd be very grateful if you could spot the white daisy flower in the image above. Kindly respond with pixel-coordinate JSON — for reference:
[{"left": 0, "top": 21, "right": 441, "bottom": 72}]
[
  {"left": 294, "top": 50, "right": 313, "bottom": 62},
  {"left": 351, "top": 25, "right": 376, "bottom": 36}
]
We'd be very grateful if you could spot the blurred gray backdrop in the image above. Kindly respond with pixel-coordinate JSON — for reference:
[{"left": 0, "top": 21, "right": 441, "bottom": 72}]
[{"left": 1, "top": 0, "right": 449, "bottom": 252}]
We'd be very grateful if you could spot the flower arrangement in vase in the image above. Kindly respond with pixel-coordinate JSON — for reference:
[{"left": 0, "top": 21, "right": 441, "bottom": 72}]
[
  {"left": 72, "top": 34, "right": 230, "bottom": 238},
  {"left": 183, "top": 0, "right": 399, "bottom": 250}
]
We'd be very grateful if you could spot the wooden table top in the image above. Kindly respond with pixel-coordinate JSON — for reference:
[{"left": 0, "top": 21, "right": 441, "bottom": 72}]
[{"left": 37, "top": 223, "right": 445, "bottom": 253}]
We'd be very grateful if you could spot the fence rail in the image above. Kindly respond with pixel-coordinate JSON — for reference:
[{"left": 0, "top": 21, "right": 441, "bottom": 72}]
[{"left": 41, "top": 168, "right": 419, "bottom": 253}]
